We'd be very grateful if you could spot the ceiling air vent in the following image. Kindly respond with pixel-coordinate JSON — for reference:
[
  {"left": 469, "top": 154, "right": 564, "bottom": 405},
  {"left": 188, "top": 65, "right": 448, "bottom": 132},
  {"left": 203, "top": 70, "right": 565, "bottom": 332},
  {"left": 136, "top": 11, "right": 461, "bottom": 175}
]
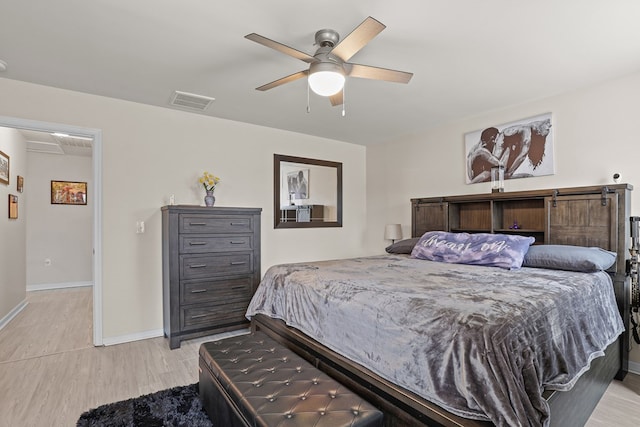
[
  {"left": 26, "top": 140, "right": 65, "bottom": 155},
  {"left": 170, "top": 91, "right": 215, "bottom": 111}
]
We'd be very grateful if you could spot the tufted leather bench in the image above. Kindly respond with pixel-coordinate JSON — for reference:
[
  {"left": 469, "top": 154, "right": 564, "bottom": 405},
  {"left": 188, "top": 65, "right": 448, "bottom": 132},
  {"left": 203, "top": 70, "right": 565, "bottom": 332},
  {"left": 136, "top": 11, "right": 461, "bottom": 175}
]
[{"left": 199, "top": 331, "right": 383, "bottom": 427}]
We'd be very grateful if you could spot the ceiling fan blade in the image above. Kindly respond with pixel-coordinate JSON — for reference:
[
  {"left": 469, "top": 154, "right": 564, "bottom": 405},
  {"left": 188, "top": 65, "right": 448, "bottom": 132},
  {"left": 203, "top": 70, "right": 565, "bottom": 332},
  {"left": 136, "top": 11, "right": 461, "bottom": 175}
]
[
  {"left": 245, "top": 33, "right": 316, "bottom": 63},
  {"left": 330, "top": 17, "right": 386, "bottom": 62},
  {"left": 329, "top": 90, "right": 343, "bottom": 106},
  {"left": 345, "top": 63, "right": 413, "bottom": 84},
  {"left": 256, "top": 70, "right": 309, "bottom": 91}
]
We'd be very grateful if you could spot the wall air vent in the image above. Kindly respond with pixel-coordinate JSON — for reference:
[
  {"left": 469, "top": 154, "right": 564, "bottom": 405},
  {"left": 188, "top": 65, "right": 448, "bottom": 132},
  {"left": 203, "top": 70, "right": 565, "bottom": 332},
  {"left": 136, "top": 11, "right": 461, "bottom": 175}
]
[{"left": 170, "top": 91, "right": 215, "bottom": 111}]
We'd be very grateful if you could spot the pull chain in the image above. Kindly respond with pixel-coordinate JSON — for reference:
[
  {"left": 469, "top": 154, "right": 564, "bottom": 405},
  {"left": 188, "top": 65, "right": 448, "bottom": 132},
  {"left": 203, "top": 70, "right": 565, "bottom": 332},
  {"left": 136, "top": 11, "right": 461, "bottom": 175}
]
[
  {"left": 306, "top": 79, "right": 310, "bottom": 113},
  {"left": 342, "top": 82, "right": 346, "bottom": 117}
]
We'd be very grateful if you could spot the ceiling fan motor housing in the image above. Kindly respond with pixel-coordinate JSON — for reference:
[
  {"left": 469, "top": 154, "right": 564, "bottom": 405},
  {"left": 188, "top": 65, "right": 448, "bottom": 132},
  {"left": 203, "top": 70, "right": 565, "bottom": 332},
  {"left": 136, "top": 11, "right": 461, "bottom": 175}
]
[{"left": 314, "top": 29, "right": 340, "bottom": 47}]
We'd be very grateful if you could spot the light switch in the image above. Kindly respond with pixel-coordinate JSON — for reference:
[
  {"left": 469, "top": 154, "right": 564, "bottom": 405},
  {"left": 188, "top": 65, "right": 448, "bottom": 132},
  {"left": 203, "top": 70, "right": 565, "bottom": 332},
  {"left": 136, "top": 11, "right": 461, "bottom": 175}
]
[{"left": 136, "top": 221, "right": 145, "bottom": 234}]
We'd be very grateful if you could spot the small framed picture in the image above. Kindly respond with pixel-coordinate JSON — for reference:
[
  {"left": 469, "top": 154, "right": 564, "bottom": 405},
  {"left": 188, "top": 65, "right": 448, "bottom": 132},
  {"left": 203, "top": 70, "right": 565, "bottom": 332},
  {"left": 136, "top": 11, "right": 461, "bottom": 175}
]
[
  {"left": 286, "top": 169, "right": 309, "bottom": 200},
  {"left": 0, "top": 150, "right": 9, "bottom": 185},
  {"left": 51, "top": 180, "right": 87, "bottom": 205},
  {"left": 17, "top": 175, "right": 24, "bottom": 193},
  {"left": 8, "top": 194, "right": 18, "bottom": 219}
]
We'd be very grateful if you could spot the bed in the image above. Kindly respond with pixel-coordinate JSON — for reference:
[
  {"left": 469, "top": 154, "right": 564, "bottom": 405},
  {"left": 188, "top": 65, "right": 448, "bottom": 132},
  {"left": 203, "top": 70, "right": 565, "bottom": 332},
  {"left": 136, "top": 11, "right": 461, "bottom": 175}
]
[{"left": 247, "top": 184, "right": 632, "bottom": 427}]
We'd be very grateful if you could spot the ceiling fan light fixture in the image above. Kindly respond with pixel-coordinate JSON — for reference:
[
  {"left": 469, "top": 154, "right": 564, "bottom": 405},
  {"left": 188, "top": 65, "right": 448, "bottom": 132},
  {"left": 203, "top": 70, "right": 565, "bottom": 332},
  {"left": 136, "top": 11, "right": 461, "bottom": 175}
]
[{"left": 308, "top": 62, "right": 345, "bottom": 97}]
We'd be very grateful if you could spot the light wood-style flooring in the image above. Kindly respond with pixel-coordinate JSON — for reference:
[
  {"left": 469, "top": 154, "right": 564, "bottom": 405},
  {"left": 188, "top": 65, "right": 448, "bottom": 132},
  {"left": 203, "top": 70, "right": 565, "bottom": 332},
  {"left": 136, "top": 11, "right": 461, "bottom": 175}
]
[
  {"left": 0, "top": 287, "right": 247, "bottom": 427},
  {"left": 0, "top": 287, "right": 638, "bottom": 426}
]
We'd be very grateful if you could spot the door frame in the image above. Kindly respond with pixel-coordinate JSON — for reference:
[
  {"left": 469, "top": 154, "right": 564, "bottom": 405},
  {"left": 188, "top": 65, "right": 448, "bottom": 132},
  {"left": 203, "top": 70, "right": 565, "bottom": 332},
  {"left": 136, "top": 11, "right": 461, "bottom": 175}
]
[{"left": 0, "top": 115, "right": 103, "bottom": 346}]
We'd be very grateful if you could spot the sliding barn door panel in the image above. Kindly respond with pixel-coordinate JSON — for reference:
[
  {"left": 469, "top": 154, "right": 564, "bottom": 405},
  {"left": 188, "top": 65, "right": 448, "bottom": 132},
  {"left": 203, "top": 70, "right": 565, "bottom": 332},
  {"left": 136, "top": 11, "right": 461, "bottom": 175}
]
[{"left": 546, "top": 194, "right": 617, "bottom": 251}]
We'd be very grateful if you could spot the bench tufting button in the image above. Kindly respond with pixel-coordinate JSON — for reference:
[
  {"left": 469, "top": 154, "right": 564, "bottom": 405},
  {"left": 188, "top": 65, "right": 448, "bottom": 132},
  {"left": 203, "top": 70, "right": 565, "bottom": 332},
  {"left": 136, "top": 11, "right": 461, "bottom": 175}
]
[
  {"left": 254, "top": 382, "right": 262, "bottom": 388},
  {"left": 285, "top": 413, "right": 293, "bottom": 419},
  {"left": 300, "top": 395, "right": 306, "bottom": 400},
  {"left": 353, "top": 410, "right": 359, "bottom": 416},
  {"left": 329, "top": 393, "right": 336, "bottom": 399},
  {"left": 319, "top": 411, "right": 325, "bottom": 416}
]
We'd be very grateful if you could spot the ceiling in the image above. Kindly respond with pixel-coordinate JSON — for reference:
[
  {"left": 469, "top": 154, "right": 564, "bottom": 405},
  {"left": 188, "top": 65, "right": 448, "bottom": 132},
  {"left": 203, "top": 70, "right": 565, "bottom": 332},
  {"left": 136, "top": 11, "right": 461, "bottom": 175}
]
[
  {"left": 19, "top": 130, "right": 93, "bottom": 157},
  {"left": 1, "top": 1, "right": 640, "bottom": 146}
]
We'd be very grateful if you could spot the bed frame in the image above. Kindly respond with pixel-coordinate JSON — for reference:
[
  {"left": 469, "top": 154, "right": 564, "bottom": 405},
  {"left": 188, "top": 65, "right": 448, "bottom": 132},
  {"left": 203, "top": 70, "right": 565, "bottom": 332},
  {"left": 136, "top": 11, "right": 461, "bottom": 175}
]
[{"left": 252, "top": 183, "right": 632, "bottom": 427}]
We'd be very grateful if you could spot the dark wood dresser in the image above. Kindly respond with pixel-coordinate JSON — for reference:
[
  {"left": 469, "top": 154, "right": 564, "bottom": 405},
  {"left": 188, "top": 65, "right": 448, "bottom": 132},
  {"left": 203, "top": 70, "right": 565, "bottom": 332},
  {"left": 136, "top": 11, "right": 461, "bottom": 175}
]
[{"left": 161, "top": 205, "right": 261, "bottom": 349}]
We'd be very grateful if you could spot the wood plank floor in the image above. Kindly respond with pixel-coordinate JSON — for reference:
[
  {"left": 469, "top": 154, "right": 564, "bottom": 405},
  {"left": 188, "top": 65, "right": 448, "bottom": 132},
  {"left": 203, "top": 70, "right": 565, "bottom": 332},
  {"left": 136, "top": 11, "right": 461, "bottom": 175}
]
[{"left": 0, "top": 287, "right": 638, "bottom": 426}]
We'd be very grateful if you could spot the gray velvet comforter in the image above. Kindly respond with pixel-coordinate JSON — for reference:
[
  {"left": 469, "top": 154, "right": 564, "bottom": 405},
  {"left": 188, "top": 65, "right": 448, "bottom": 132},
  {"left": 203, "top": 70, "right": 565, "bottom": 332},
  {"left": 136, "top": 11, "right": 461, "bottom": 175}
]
[{"left": 245, "top": 255, "right": 624, "bottom": 427}]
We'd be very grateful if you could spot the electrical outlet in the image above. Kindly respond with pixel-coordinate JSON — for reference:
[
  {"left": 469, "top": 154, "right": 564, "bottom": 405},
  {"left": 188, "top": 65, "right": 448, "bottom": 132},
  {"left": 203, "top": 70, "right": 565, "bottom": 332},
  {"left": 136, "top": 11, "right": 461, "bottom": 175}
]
[{"left": 44, "top": 258, "right": 52, "bottom": 266}]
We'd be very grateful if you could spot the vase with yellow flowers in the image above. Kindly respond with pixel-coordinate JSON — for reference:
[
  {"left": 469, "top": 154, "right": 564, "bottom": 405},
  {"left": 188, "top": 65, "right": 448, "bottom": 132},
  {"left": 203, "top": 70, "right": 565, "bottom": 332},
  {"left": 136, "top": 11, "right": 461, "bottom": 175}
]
[{"left": 199, "top": 171, "right": 220, "bottom": 207}]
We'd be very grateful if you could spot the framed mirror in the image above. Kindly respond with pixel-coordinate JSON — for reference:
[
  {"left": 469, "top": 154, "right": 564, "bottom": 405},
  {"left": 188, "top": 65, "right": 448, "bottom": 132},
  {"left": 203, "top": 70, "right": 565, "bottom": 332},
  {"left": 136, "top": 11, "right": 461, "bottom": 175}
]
[{"left": 274, "top": 154, "right": 342, "bottom": 229}]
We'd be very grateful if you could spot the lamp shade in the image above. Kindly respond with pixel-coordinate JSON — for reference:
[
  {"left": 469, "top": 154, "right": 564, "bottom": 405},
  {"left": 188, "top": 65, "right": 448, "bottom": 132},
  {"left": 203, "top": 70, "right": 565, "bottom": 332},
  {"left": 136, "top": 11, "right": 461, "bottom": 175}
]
[
  {"left": 384, "top": 224, "right": 403, "bottom": 241},
  {"left": 308, "top": 62, "right": 345, "bottom": 96}
]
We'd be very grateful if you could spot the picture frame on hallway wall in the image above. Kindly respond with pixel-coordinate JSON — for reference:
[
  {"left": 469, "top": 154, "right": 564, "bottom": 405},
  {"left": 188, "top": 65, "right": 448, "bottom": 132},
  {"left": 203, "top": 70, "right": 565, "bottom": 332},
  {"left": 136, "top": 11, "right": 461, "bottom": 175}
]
[
  {"left": 51, "top": 180, "right": 87, "bottom": 205},
  {"left": 464, "top": 112, "right": 554, "bottom": 185},
  {"left": 17, "top": 175, "right": 24, "bottom": 193},
  {"left": 8, "top": 194, "right": 17, "bottom": 219},
  {"left": 0, "top": 150, "right": 9, "bottom": 185}
]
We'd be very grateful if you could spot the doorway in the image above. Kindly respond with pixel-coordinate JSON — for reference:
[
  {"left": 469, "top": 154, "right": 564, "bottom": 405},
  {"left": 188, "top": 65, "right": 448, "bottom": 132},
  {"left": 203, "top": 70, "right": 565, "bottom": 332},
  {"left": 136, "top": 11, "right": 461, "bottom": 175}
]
[{"left": 0, "top": 115, "right": 103, "bottom": 345}]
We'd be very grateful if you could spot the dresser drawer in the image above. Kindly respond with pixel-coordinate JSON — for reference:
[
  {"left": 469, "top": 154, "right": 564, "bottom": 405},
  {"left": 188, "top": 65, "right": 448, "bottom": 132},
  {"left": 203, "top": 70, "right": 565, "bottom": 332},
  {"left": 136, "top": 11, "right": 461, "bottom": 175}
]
[
  {"left": 181, "top": 277, "right": 253, "bottom": 305},
  {"left": 180, "top": 253, "right": 253, "bottom": 279},
  {"left": 181, "top": 300, "right": 250, "bottom": 330},
  {"left": 180, "top": 215, "right": 253, "bottom": 234},
  {"left": 179, "top": 234, "right": 253, "bottom": 254}
]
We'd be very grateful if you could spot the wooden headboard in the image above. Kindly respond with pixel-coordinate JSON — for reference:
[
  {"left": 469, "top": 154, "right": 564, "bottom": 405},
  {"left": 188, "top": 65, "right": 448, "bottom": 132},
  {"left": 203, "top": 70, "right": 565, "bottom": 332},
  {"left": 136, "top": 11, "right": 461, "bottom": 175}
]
[
  {"left": 411, "top": 183, "right": 633, "bottom": 376},
  {"left": 411, "top": 184, "right": 632, "bottom": 274}
]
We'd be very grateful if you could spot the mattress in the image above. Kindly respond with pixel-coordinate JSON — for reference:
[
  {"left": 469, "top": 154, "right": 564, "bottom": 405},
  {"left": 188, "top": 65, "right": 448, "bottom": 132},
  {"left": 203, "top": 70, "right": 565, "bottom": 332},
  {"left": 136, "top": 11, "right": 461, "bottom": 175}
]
[{"left": 246, "top": 254, "right": 624, "bottom": 427}]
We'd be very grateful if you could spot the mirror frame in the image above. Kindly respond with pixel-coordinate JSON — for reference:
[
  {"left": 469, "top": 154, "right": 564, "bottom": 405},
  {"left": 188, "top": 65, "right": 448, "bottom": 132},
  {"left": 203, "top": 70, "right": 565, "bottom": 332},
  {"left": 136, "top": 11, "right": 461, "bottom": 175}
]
[{"left": 273, "top": 154, "right": 343, "bottom": 229}]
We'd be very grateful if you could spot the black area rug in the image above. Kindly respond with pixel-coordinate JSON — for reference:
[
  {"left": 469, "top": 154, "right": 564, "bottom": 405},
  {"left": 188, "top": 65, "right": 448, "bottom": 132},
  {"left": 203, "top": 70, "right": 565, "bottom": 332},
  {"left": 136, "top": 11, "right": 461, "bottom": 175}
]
[{"left": 77, "top": 383, "right": 212, "bottom": 427}]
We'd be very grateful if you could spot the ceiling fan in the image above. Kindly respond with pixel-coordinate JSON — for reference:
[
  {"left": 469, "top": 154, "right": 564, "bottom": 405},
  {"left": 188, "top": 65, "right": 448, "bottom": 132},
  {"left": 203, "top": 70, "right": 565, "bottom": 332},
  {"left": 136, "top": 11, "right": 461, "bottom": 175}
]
[{"left": 245, "top": 16, "right": 413, "bottom": 107}]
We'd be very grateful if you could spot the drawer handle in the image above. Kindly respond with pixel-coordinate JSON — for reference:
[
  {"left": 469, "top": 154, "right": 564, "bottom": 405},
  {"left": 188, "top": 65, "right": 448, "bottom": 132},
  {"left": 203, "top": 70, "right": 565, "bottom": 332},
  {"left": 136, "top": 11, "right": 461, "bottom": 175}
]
[
  {"left": 190, "top": 289, "right": 208, "bottom": 294},
  {"left": 189, "top": 241, "right": 207, "bottom": 246},
  {"left": 230, "top": 261, "right": 247, "bottom": 265},
  {"left": 231, "top": 285, "right": 246, "bottom": 290},
  {"left": 189, "top": 222, "right": 207, "bottom": 226},
  {"left": 230, "top": 222, "right": 247, "bottom": 226},
  {"left": 189, "top": 264, "right": 207, "bottom": 268},
  {"left": 190, "top": 314, "right": 207, "bottom": 319},
  {"left": 230, "top": 241, "right": 245, "bottom": 244}
]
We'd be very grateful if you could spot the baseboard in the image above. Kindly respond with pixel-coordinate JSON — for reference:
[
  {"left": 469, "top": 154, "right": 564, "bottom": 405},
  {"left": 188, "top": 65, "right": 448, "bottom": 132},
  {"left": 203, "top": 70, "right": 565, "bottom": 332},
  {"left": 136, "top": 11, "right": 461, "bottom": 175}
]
[
  {"left": 0, "top": 300, "right": 28, "bottom": 332},
  {"left": 102, "top": 329, "right": 164, "bottom": 346},
  {"left": 27, "top": 281, "right": 93, "bottom": 292},
  {"left": 629, "top": 360, "right": 640, "bottom": 376},
  {"left": 101, "top": 327, "right": 250, "bottom": 347}
]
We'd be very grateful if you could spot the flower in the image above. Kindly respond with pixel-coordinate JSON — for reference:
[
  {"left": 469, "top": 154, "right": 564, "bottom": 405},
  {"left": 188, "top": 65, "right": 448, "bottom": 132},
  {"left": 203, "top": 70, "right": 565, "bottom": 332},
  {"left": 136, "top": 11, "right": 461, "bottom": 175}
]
[{"left": 199, "top": 171, "right": 221, "bottom": 192}]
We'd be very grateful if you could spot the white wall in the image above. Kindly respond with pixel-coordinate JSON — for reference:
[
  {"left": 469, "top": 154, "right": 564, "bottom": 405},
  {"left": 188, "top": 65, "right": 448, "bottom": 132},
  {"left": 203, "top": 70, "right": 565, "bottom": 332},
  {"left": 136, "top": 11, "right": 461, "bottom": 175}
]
[
  {"left": 366, "top": 71, "right": 640, "bottom": 367},
  {"left": 25, "top": 151, "right": 92, "bottom": 287},
  {"left": 0, "top": 77, "right": 367, "bottom": 341},
  {"left": 0, "top": 127, "right": 27, "bottom": 325}
]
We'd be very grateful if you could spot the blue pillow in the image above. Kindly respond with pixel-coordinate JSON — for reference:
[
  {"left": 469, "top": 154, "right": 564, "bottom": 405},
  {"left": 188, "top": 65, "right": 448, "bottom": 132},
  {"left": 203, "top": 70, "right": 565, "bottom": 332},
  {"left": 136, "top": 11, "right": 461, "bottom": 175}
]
[
  {"left": 522, "top": 244, "right": 616, "bottom": 272},
  {"left": 411, "top": 231, "right": 535, "bottom": 269}
]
